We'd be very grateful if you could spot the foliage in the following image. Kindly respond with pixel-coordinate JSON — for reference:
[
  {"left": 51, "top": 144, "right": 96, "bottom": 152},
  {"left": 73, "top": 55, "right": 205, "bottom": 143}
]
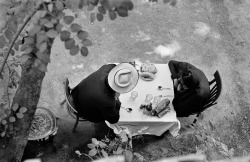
[
  {"left": 0, "top": 103, "right": 27, "bottom": 138},
  {"left": 83, "top": 131, "right": 133, "bottom": 161}
]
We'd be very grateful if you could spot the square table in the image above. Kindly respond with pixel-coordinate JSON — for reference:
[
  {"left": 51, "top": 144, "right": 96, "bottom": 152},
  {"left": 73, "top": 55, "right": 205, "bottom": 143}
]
[{"left": 106, "top": 64, "right": 181, "bottom": 137}]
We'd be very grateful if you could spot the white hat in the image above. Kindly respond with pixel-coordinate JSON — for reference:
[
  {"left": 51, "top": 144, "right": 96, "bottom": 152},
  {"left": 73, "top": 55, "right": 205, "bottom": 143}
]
[{"left": 108, "top": 63, "right": 139, "bottom": 94}]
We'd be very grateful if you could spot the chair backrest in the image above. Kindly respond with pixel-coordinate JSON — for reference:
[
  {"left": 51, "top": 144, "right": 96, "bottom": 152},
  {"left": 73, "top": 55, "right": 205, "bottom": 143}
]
[
  {"left": 64, "top": 78, "right": 76, "bottom": 111},
  {"left": 201, "top": 70, "right": 222, "bottom": 111}
]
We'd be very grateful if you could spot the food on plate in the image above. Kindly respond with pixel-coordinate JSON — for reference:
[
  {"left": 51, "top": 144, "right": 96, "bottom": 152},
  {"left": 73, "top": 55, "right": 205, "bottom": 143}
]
[
  {"left": 151, "top": 98, "right": 170, "bottom": 116},
  {"left": 157, "top": 106, "right": 171, "bottom": 118},
  {"left": 140, "top": 72, "right": 155, "bottom": 81},
  {"left": 141, "top": 61, "right": 157, "bottom": 74}
]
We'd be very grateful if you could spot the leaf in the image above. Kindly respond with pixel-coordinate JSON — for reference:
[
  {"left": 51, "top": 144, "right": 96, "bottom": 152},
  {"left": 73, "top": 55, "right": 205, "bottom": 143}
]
[
  {"left": 46, "top": 29, "right": 58, "bottom": 38},
  {"left": 39, "top": 18, "right": 49, "bottom": 26},
  {"left": 43, "top": 0, "right": 51, "bottom": 2},
  {"left": 0, "top": 35, "right": 7, "bottom": 48},
  {"left": 60, "top": 30, "right": 71, "bottom": 41},
  {"left": 89, "top": 0, "right": 99, "bottom": 6},
  {"left": 39, "top": 42, "right": 47, "bottom": 53},
  {"left": 23, "top": 47, "right": 33, "bottom": 55},
  {"left": 163, "top": 0, "right": 171, "bottom": 3},
  {"left": 69, "top": 45, "right": 79, "bottom": 55},
  {"left": 4, "top": 29, "right": 14, "bottom": 42},
  {"left": 63, "top": 15, "right": 74, "bottom": 24},
  {"left": 19, "top": 107, "right": 28, "bottom": 113},
  {"left": 20, "top": 44, "right": 29, "bottom": 52},
  {"left": 51, "top": 18, "right": 58, "bottom": 24},
  {"left": 56, "top": 0, "right": 64, "bottom": 10},
  {"left": 119, "top": 131, "right": 128, "bottom": 142},
  {"left": 4, "top": 109, "right": 11, "bottom": 116},
  {"left": 9, "top": 116, "right": 16, "bottom": 123},
  {"left": 123, "top": 150, "right": 133, "bottom": 162},
  {"left": 116, "top": 147, "right": 124, "bottom": 155},
  {"left": 70, "top": 23, "right": 82, "bottom": 33},
  {"left": 36, "top": 52, "right": 50, "bottom": 64},
  {"left": 2, "top": 120, "right": 7, "bottom": 125},
  {"left": 109, "top": 10, "right": 117, "bottom": 20},
  {"left": 228, "top": 148, "right": 234, "bottom": 157},
  {"left": 37, "top": 33, "right": 48, "bottom": 45},
  {"left": 44, "top": 21, "right": 54, "bottom": 28},
  {"left": 221, "top": 142, "right": 229, "bottom": 152},
  {"left": 82, "top": 39, "right": 92, "bottom": 46},
  {"left": 91, "top": 138, "right": 99, "bottom": 145},
  {"left": 87, "top": 3, "right": 95, "bottom": 11},
  {"left": 56, "top": 23, "right": 63, "bottom": 32},
  {"left": 21, "top": 54, "right": 32, "bottom": 64},
  {"left": 34, "top": 58, "right": 48, "bottom": 72},
  {"left": 77, "top": 30, "right": 89, "bottom": 40},
  {"left": 99, "top": 141, "right": 107, "bottom": 148},
  {"left": 96, "top": 13, "right": 104, "bottom": 21},
  {"left": 16, "top": 113, "right": 24, "bottom": 119},
  {"left": 24, "top": 37, "right": 35, "bottom": 45},
  {"left": 1, "top": 132, "right": 5, "bottom": 137},
  {"left": 101, "top": 149, "right": 108, "bottom": 157},
  {"left": 65, "top": 38, "right": 75, "bottom": 49},
  {"left": 12, "top": 103, "right": 19, "bottom": 112},
  {"left": 80, "top": 47, "right": 88, "bottom": 56},
  {"left": 88, "top": 148, "right": 97, "bottom": 156},
  {"left": 29, "top": 25, "right": 41, "bottom": 36},
  {"left": 90, "top": 13, "right": 96, "bottom": 23},
  {"left": 117, "top": 7, "right": 128, "bottom": 17},
  {"left": 98, "top": 6, "right": 106, "bottom": 14},
  {"left": 8, "top": 21, "right": 18, "bottom": 33},
  {"left": 48, "top": 3, "right": 54, "bottom": 12},
  {"left": 10, "top": 49, "right": 15, "bottom": 56},
  {"left": 170, "top": 0, "right": 177, "bottom": 7},
  {"left": 87, "top": 143, "right": 95, "bottom": 149}
]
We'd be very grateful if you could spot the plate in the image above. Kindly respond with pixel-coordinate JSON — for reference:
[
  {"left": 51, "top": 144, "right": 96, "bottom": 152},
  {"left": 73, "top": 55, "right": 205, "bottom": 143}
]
[{"left": 28, "top": 107, "right": 57, "bottom": 141}]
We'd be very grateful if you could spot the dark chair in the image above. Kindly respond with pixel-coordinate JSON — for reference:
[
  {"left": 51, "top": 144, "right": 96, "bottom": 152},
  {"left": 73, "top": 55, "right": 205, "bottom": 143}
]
[
  {"left": 192, "top": 70, "right": 222, "bottom": 124},
  {"left": 62, "top": 78, "right": 87, "bottom": 132}
]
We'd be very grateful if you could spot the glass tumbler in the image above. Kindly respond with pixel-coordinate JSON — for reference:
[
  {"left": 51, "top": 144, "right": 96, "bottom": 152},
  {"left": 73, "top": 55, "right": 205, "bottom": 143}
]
[
  {"left": 130, "top": 91, "right": 138, "bottom": 101},
  {"left": 145, "top": 94, "right": 153, "bottom": 104}
]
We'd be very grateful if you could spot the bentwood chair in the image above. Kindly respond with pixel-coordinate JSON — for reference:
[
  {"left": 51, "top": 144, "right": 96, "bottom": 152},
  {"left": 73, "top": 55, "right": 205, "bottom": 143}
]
[
  {"left": 192, "top": 70, "right": 222, "bottom": 124},
  {"left": 61, "top": 78, "right": 87, "bottom": 132}
]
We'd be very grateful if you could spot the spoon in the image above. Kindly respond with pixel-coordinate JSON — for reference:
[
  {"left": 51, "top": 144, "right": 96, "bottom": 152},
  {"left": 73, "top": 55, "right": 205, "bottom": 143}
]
[
  {"left": 158, "top": 86, "right": 172, "bottom": 90},
  {"left": 121, "top": 107, "right": 133, "bottom": 112}
]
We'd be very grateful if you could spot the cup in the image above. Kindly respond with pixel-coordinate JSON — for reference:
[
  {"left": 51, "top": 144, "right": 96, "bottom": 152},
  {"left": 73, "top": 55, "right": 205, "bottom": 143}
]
[
  {"left": 145, "top": 94, "right": 153, "bottom": 103},
  {"left": 130, "top": 91, "right": 138, "bottom": 101}
]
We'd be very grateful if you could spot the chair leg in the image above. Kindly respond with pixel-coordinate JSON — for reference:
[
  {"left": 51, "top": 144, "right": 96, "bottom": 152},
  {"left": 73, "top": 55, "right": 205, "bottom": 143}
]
[{"left": 72, "top": 114, "right": 79, "bottom": 133}]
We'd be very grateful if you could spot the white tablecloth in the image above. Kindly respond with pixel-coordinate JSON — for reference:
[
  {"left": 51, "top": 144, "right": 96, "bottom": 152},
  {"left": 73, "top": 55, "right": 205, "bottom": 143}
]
[{"left": 106, "top": 64, "right": 180, "bottom": 137}]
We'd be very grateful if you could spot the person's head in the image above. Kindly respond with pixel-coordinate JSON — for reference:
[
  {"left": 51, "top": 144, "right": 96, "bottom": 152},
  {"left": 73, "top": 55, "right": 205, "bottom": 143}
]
[
  {"left": 179, "top": 70, "right": 196, "bottom": 89},
  {"left": 107, "top": 63, "right": 139, "bottom": 94}
]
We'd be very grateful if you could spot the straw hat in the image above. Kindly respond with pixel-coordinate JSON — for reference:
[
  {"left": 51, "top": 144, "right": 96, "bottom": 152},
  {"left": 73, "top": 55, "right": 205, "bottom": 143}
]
[{"left": 108, "top": 63, "right": 139, "bottom": 94}]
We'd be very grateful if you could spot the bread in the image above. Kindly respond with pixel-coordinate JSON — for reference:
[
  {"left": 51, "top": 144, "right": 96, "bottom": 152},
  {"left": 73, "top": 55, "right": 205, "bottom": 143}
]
[
  {"left": 141, "top": 62, "right": 157, "bottom": 74},
  {"left": 140, "top": 72, "right": 155, "bottom": 81}
]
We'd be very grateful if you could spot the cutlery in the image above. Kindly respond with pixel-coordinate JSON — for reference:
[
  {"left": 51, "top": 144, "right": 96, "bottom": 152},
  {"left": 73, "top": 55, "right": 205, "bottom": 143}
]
[
  {"left": 158, "top": 86, "right": 172, "bottom": 90},
  {"left": 121, "top": 107, "right": 133, "bottom": 112}
]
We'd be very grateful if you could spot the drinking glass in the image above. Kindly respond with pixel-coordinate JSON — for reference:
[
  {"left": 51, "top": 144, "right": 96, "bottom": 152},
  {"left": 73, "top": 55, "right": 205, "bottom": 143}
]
[
  {"left": 145, "top": 94, "right": 153, "bottom": 103},
  {"left": 130, "top": 91, "right": 138, "bottom": 101}
]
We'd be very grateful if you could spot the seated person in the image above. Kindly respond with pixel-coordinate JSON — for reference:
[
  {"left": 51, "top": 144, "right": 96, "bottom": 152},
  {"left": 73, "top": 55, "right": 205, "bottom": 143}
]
[
  {"left": 71, "top": 63, "right": 139, "bottom": 124},
  {"left": 168, "top": 60, "right": 210, "bottom": 117}
]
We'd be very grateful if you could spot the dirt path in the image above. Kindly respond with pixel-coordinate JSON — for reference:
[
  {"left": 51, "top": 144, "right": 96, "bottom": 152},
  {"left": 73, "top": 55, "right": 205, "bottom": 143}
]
[{"left": 1, "top": 0, "right": 250, "bottom": 161}]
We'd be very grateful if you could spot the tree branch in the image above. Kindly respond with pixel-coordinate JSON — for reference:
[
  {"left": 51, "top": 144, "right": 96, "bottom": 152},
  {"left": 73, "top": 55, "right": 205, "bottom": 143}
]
[{"left": 0, "top": 10, "right": 37, "bottom": 75}]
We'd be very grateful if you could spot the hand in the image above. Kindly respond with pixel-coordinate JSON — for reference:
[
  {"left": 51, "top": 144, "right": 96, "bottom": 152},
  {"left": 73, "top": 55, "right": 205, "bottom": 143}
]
[
  {"left": 115, "top": 92, "right": 120, "bottom": 99},
  {"left": 177, "top": 83, "right": 182, "bottom": 92},
  {"left": 173, "top": 79, "right": 179, "bottom": 88}
]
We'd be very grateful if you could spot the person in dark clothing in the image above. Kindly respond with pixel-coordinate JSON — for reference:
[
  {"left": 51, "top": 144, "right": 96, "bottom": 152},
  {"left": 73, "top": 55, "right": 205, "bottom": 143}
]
[
  {"left": 168, "top": 60, "right": 210, "bottom": 117},
  {"left": 71, "top": 63, "right": 139, "bottom": 124}
]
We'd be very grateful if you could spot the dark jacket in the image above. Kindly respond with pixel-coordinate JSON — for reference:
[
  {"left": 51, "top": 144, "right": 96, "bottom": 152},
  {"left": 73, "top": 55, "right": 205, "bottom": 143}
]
[
  {"left": 71, "top": 64, "right": 121, "bottom": 124},
  {"left": 168, "top": 60, "right": 210, "bottom": 117}
]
